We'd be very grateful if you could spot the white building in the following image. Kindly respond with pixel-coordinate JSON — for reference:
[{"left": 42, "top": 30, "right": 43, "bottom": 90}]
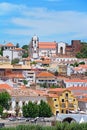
[
  {"left": 63, "top": 79, "right": 87, "bottom": 87},
  {"left": 29, "top": 35, "right": 57, "bottom": 59},
  {"left": 78, "top": 98, "right": 87, "bottom": 113},
  {"left": 3, "top": 42, "right": 24, "bottom": 61}
]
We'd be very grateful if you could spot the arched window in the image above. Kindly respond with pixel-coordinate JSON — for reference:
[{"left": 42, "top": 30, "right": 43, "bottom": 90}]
[{"left": 60, "top": 47, "right": 63, "bottom": 55}]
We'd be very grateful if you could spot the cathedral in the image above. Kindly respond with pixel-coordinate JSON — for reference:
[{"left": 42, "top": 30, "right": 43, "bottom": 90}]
[{"left": 29, "top": 35, "right": 82, "bottom": 59}]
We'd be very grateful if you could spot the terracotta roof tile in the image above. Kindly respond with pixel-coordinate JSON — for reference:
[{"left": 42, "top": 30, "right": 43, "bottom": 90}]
[
  {"left": 7, "top": 73, "right": 24, "bottom": 78},
  {"left": 68, "top": 86, "right": 87, "bottom": 91},
  {"left": 0, "top": 84, "right": 13, "bottom": 90},
  {"left": 78, "top": 98, "right": 87, "bottom": 102},
  {"left": 5, "top": 42, "right": 15, "bottom": 47},
  {"left": 64, "top": 79, "right": 87, "bottom": 83},
  {"left": 10, "top": 88, "right": 46, "bottom": 97},
  {"left": 47, "top": 93, "right": 58, "bottom": 98},
  {"left": 37, "top": 71, "right": 55, "bottom": 78},
  {"left": 48, "top": 88, "right": 64, "bottom": 92},
  {"left": 39, "top": 42, "right": 56, "bottom": 49}
]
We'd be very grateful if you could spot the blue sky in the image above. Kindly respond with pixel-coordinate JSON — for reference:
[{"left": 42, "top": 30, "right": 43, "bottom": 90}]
[{"left": 0, "top": 0, "right": 87, "bottom": 46}]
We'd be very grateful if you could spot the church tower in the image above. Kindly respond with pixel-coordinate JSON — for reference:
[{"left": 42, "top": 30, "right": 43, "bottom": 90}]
[{"left": 29, "top": 35, "right": 39, "bottom": 59}]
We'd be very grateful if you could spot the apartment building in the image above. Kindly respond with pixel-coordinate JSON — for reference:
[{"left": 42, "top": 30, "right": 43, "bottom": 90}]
[{"left": 47, "top": 88, "right": 78, "bottom": 115}]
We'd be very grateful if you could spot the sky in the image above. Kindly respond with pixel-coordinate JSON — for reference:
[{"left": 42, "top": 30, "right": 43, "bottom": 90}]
[{"left": 0, "top": 0, "right": 87, "bottom": 46}]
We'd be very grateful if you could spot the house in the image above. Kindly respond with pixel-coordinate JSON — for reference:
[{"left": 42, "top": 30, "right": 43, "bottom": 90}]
[
  {"left": 0, "top": 84, "right": 47, "bottom": 116},
  {"left": 0, "top": 55, "right": 10, "bottom": 64},
  {"left": 47, "top": 88, "right": 78, "bottom": 115},
  {"left": 3, "top": 42, "right": 24, "bottom": 61},
  {"left": 36, "top": 71, "right": 57, "bottom": 85},
  {"left": 78, "top": 98, "right": 87, "bottom": 113},
  {"left": 63, "top": 78, "right": 87, "bottom": 87}
]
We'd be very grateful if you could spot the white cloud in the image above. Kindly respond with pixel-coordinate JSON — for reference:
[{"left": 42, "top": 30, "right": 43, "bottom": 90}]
[
  {"left": 0, "top": 2, "right": 26, "bottom": 15},
  {"left": 10, "top": 9, "right": 87, "bottom": 37},
  {"left": 1, "top": 2, "right": 87, "bottom": 42}
]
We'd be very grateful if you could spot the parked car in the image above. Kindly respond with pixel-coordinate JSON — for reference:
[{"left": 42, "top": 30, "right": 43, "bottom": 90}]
[
  {"left": 9, "top": 117, "right": 17, "bottom": 121},
  {"left": 26, "top": 118, "right": 31, "bottom": 122},
  {"left": 17, "top": 117, "right": 26, "bottom": 120},
  {"left": 0, "top": 123, "right": 5, "bottom": 128}
]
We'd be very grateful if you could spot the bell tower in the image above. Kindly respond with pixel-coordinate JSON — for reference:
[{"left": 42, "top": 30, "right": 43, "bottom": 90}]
[{"left": 32, "top": 35, "right": 39, "bottom": 59}]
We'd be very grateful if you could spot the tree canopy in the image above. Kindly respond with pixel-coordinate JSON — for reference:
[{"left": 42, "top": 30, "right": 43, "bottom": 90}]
[
  {"left": 16, "top": 43, "right": 20, "bottom": 48},
  {"left": 39, "top": 100, "right": 52, "bottom": 117},
  {"left": 22, "top": 100, "right": 52, "bottom": 118},
  {"left": 22, "top": 101, "right": 39, "bottom": 118},
  {"left": 11, "top": 58, "right": 19, "bottom": 65},
  {"left": 76, "top": 42, "right": 87, "bottom": 58},
  {"left": 22, "top": 45, "right": 29, "bottom": 58},
  {"left": 22, "top": 45, "right": 28, "bottom": 51},
  {"left": 0, "top": 91, "right": 11, "bottom": 115}
]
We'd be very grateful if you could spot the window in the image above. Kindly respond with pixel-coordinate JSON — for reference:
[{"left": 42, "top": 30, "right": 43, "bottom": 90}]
[
  {"left": 16, "top": 101, "right": 19, "bottom": 107},
  {"left": 62, "top": 99, "right": 64, "bottom": 102},
  {"left": 61, "top": 110, "right": 64, "bottom": 113},
  {"left": 56, "top": 111, "right": 59, "bottom": 115},
  {"left": 54, "top": 99, "right": 57, "bottom": 101},
  {"left": 65, "top": 93, "right": 68, "bottom": 98},
  {"left": 23, "top": 102, "right": 25, "bottom": 106},
  {"left": 55, "top": 104, "right": 58, "bottom": 107},
  {"left": 73, "top": 99, "right": 75, "bottom": 101}
]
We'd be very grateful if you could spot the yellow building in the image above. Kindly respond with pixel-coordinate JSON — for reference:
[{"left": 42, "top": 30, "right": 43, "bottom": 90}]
[{"left": 47, "top": 88, "right": 78, "bottom": 115}]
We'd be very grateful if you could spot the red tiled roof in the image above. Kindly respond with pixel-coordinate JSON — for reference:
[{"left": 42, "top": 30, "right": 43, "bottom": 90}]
[
  {"left": 7, "top": 73, "right": 24, "bottom": 78},
  {"left": 79, "top": 64, "right": 87, "bottom": 69},
  {"left": 47, "top": 93, "right": 58, "bottom": 98},
  {"left": 78, "top": 98, "right": 87, "bottom": 102},
  {"left": 48, "top": 88, "right": 64, "bottom": 92},
  {"left": 68, "top": 86, "right": 87, "bottom": 91},
  {"left": 64, "top": 79, "right": 87, "bottom": 83},
  {"left": 37, "top": 71, "right": 55, "bottom": 78},
  {"left": 10, "top": 88, "right": 47, "bottom": 97},
  {"left": 35, "top": 60, "right": 51, "bottom": 64},
  {"left": 5, "top": 42, "right": 14, "bottom": 47},
  {"left": 0, "top": 84, "right": 13, "bottom": 90},
  {"left": 39, "top": 42, "right": 56, "bottom": 49}
]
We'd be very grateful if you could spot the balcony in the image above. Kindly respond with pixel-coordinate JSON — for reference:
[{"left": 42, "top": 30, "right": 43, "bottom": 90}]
[
  {"left": 68, "top": 103, "right": 74, "bottom": 108},
  {"left": 60, "top": 103, "right": 66, "bottom": 108}
]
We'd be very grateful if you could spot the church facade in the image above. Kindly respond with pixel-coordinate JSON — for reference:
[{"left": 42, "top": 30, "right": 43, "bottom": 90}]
[{"left": 29, "top": 35, "right": 82, "bottom": 59}]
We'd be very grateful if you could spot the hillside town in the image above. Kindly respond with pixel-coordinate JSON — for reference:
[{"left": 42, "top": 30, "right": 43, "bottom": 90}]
[{"left": 0, "top": 35, "right": 87, "bottom": 121}]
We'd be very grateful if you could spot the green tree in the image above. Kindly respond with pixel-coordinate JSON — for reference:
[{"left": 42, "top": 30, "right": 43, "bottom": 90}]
[
  {"left": 22, "top": 45, "right": 28, "bottom": 51},
  {"left": 22, "top": 45, "right": 29, "bottom": 58},
  {"left": 85, "top": 72, "right": 87, "bottom": 76},
  {"left": 23, "top": 80, "right": 28, "bottom": 85},
  {"left": 74, "top": 62, "right": 79, "bottom": 67},
  {"left": 22, "top": 53, "right": 28, "bottom": 58},
  {"left": 22, "top": 104, "right": 29, "bottom": 117},
  {"left": 16, "top": 43, "right": 20, "bottom": 48},
  {"left": 0, "top": 91, "right": 11, "bottom": 110},
  {"left": 0, "top": 105, "right": 3, "bottom": 115},
  {"left": 79, "top": 61, "right": 85, "bottom": 65},
  {"left": 0, "top": 47, "right": 3, "bottom": 56},
  {"left": 76, "top": 52, "right": 83, "bottom": 58},
  {"left": 30, "top": 61, "right": 37, "bottom": 65},
  {"left": 39, "top": 100, "right": 52, "bottom": 117},
  {"left": 40, "top": 82, "right": 48, "bottom": 88},
  {"left": 22, "top": 101, "right": 39, "bottom": 118},
  {"left": 11, "top": 58, "right": 19, "bottom": 65},
  {"left": 54, "top": 71, "right": 58, "bottom": 76},
  {"left": 76, "top": 42, "right": 87, "bottom": 58}
]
